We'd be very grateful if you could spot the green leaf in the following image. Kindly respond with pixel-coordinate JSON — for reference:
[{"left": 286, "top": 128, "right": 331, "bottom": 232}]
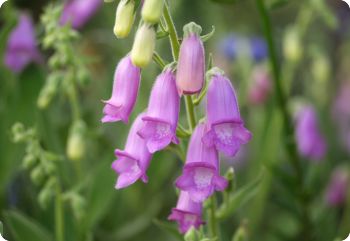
[
  {"left": 153, "top": 219, "right": 183, "bottom": 241},
  {"left": 210, "top": 0, "right": 236, "bottom": 4},
  {"left": 216, "top": 169, "right": 265, "bottom": 220},
  {"left": 4, "top": 210, "right": 53, "bottom": 241}
]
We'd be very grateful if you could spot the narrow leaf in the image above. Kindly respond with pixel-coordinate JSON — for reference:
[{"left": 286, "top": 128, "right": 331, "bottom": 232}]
[
  {"left": 4, "top": 210, "right": 53, "bottom": 241},
  {"left": 216, "top": 169, "right": 265, "bottom": 220}
]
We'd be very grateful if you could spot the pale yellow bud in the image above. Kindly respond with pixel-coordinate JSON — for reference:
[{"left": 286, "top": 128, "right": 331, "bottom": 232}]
[
  {"left": 141, "top": 0, "right": 164, "bottom": 24},
  {"left": 114, "top": 0, "right": 135, "bottom": 38},
  {"left": 131, "top": 23, "right": 156, "bottom": 68}
]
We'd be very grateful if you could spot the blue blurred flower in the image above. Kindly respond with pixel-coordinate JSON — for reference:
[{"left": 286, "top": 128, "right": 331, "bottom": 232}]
[
  {"left": 219, "top": 33, "right": 267, "bottom": 62},
  {"left": 250, "top": 37, "right": 268, "bottom": 62}
]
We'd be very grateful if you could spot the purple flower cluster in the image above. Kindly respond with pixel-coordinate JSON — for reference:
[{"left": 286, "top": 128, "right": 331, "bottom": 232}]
[
  {"left": 295, "top": 105, "right": 327, "bottom": 161},
  {"left": 4, "top": 13, "right": 43, "bottom": 73},
  {"left": 60, "top": 0, "right": 102, "bottom": 29},
  {"left": 101, "top": 21, "right": 251, "bottom": 233}
]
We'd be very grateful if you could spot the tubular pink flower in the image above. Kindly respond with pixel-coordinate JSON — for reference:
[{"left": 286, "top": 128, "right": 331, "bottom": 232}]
[
  {"left": 203, "top": 68, "right": 252, "bottom": 157},
  {"left": 112, "top": 113, "right": 152, "bottom": 189},
  {"left": 176, "top": 22, "right": 205, "bottom": 95},
  {"left": 295, "top": 105, "right": 327, "bottom": 160},
  {"left": 175, "top": 123, "right": 228, "bottom": 202},
  {"left": 168, "top": 191, "right": 204, "bottom": 234},
  {"left": 101, "top": 55, "right": 141, "bottom": 123},
  {"left": 138, "top": 67, "right": 180, "bottom": 153},
  {"left": 248, "top": 65, "right": 271, "bottom": 105},
  {"left": 4, "top": 13, "right": 43, "bottom": 73},
  {"left": 60, "top": 0, "right": 102, "bottom": 29},
  {"left": 325, "top": 167, "right": 349, "bottom": 207}
]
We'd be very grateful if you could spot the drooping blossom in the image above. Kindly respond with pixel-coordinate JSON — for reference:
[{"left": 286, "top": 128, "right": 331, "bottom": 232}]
[
  {"left": 295, "top": 105, "right": 327, "bottom": 160},
  {"left": 4, "top": 13, "right": 42, "bottom": 73},
  {"left": 101, "top": 55, "right": 141, "bottom": 123},
  {"left": 333, "top": 82, "right": 350, "bottom": 152},
  {"left": 176, "top": 123, "right": 228, "bottom": 202},
  {"left": 248, "top": 65, "right": 271, "bottom": 105},
  {"left": 176, "top": 22, "right": 205, "bottom": 95},
  {"left": 60, "top": 0, "right": 102, "bottom": 29},
  {"left": 203, "top": 68, "right": 252, "bottom": 157},
  {"left": 168, "top": 191, "right": 204, "bottom": 233},
  {"left": 112, "top": 113, "right": 152, "bottom": 189},
  {"left": 138, "top": 67, "right": 180, "bottom": 153},
  {"left": 325, "top": 167, "right": 349, "bottom": 207}
]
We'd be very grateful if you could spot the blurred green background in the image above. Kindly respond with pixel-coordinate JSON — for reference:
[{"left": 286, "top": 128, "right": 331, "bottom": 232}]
[{"left": 1, "top": 0, "right": 350, "bottom": 241}]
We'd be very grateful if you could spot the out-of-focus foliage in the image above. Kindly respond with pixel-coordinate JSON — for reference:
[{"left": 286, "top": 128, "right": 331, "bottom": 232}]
[{"left": 0, "top": 0, "right": 350, "bottom": 241}]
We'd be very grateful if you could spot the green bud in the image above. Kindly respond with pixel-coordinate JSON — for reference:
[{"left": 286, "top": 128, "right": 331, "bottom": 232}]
[
  {"left": 38, "top": 188, "right": 52, "bottom": 209},
  {"left": 12, "top": 123, "right": 26, "bottom": 143},
  {"left": 131, "top": 23, "right": 156, "bottom": 68},
  {"left": 232, "top": 222, "right": 248, "bottom": 241},
  {"left": 114, "top": 0, "right": 135, "bottom": 38},
  {"left": 185, "top": 227, "right": 200, "bottom": 241},
  {"left": 37, "top": 74, "right": 61, "bottom": 109},
  {"left": 311, "top": 54, "right": 330, "bottom": 83},
  {"left": 71, "top": 195, "right": 86, "bottom": 220},
  {"left": 30, "top": 166, "right": 45, "bottom": 185},
  {"left": 283, "top": 27, "right": 302, "bottom": 62},
  {"left": 142, "top": 0, "right": 164, "bottom": 24},
  {"left": 22, "top": 154, "right": 37, "bottom": 169},
  {"left": 66, "top": 120, "right": 87, "bottom": 161}
]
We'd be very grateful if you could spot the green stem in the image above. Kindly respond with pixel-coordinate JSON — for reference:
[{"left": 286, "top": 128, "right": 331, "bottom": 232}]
[
  {"left": 55, "top": 184, "right": 64, "bottom": 241},
  {"left": 208, "top": 196, "right": 220, "bottom": 239},
  {"left": 163, "top": 3, "right": 180, "bottom": 60},
  {"left": 152, "top": 52, "right": 167, "bottom": 69},
  {"left": 255, "top": 0, "right": 311, "bottom": 239},
  {"left": 67, "top": 75, "right": 81, "bottom": 121},
  {"left": 184, "top": 96, "right": 196, "bottom": 131}
]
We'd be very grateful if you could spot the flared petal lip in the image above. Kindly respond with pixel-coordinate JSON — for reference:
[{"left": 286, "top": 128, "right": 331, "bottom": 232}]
[
  {"left": 141, "top": 116, "right": 171, "bottom": 125},
  {"left": 101, "top": 99, "right": 123, "bottom": 107},
  {"left": 168, "top": 208, "right": 204, "bottom": 224},
  {"left": 181, "top": 88, "right": 203, "bottom": 95},
  {"left": 139, "top": 116, "right": 177, "bottom": 135},
  {"left": 209, "top": 118, "right": 243, "bottom": 126},
  {"left": 183, "top": 162, "right": 217, "bottom": 171},
  {"left": 114, "top": 149, "right": 138, "bottom": 162}
]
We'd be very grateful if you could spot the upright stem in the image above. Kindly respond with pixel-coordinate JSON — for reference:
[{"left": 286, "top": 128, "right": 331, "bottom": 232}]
[
  {"left": 163, "top": 2, "right": 196, "bottom": 131},
  {"left": 208, "top": 196, "right": 220, "bottom": 239},
  {"left": 184, "top": 96, "right": 196, "bottom": 131},
  {"left": 255, "top": 0, "right": 311, "bottom": 239},
  {"left": 55, "top": 184, "right": 64, "bottom": 241}
]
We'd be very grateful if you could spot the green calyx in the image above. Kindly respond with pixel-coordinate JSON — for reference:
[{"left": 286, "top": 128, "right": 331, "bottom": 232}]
[
  {"left": 183, "top": 22, "right": 202, "bottom": 38},
  {"left": 206, "top": 67, "right": 225, "bottom": 80},
  {"left": 164, "top": 61, "right": 177, "bottom": 72}
]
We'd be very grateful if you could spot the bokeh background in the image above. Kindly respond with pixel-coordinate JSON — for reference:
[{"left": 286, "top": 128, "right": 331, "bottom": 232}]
[{"left": 1, "top": 0, "right": 350, "bottom": 241}]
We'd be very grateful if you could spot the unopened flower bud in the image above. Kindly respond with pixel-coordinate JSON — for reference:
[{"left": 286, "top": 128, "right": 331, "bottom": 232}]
[
  {"left": 23, "top": 154, "right": 37, "bottom": 169},
  {"left": 184, "top": 227, "right": 200, "bottom": 241},
  {"left": 114, "top": 0, "right": 135, "bottom": 38},
  {"left": 283, "top": 27, "right": 302, "bottom": 62},
  {"left": 37, "top": 74, "right": 61, "bottom": 109},
  {"left": 176, "top": 22, "right": 205, "bottom": 95},
  {"left": 71, "top": 194, "right": 86, "bottom": 220},
  {"left": 131, "top": 23, "right": 156, "bottom": 67},
  {"left": 38, "top": 188, "right": 52, "bottom": 209},
  {"left": 67, "top": 120, "right": 87, "bottom": 161},
  {"left": 141, "top": 0, "right": 164, "bottom": 24},
  {"left": 232, "top": 223, "right": 248, "bottom": 241},
  {"left": 30, "top": 166, "right": 45, "bottom": 185}
]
